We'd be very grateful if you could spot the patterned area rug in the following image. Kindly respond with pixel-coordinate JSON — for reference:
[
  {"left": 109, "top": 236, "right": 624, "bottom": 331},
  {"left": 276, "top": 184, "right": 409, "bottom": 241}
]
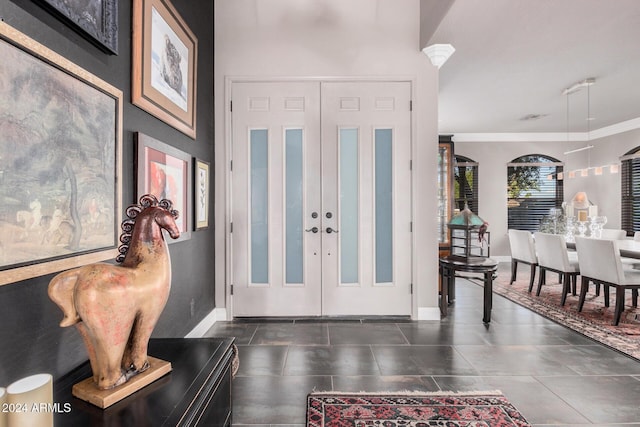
[
  {"left": 492, "top": 267, "right": 640, "bottom": 360},
  {"left": 306, "top": 391, "right": 531, "bottom": 426}
]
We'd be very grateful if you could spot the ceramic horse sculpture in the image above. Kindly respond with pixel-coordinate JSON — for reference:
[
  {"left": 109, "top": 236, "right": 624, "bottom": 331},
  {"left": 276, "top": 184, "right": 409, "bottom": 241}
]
[{"left": 48, "top": 195, "right": 180, "bottom": 390}]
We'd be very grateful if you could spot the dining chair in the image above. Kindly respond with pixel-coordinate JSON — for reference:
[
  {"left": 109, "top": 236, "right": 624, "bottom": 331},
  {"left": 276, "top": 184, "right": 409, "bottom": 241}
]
[
  {"left": 574, "top": 237, "right": 640, "bottom": 326},
  {"left": 507, "top": 229, "right": 538, "bottom": 292},
  {"left": 534, "top": 232, "right": 579, "bottom": 305},
  {"left": 599, "top": 229, "right": 627, "bottom": 240}
]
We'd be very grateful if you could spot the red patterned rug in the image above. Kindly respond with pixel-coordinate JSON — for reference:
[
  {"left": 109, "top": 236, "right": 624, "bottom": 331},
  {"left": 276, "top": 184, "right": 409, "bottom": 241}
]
[
  {"left": 306, "top": 391, "right": 531, "bottom": 426},
  {"left": 492, "top": 267, "right": 640, "bottom": 360}
]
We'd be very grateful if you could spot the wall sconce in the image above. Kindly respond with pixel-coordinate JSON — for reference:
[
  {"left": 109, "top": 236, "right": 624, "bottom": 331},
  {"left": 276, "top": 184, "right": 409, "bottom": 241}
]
[{"left": 422, "top": 44, "right": 455, "bottom": 68}]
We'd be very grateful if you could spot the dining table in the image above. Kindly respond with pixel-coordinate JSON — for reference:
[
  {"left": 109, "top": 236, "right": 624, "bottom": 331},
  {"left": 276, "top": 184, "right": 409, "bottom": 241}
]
[{"left": 567, "top": 238, "right": 640, "bottom": 259}]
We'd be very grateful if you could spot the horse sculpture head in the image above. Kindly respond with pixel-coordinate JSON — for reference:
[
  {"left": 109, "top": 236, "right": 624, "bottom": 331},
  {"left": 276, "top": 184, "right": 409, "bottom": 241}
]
[{"left": 116, "top": 194, "right": 180, "bottom": 263}]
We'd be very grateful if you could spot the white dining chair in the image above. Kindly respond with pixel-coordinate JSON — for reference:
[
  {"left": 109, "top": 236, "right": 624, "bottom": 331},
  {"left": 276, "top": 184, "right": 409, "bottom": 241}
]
[
  {"left": 508, "top": 229, "right": 538, "bottom": 292},
  {"left": 574, "top": 237, "right": 640, "bottom": 326},
  {"left": 599, "top": 229, "right": 627, "bottom": 240},
  {"left": 634, "top": 231, "right": 640, "bottom": 241},
  {"left": 534, "top": 232, "right": 579, "bottom": 305}
]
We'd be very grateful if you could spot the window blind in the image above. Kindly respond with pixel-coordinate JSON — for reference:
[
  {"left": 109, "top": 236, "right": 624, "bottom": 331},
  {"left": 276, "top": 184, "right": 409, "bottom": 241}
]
[
  {"left": 621, "top": 156, "right": 640, "bottom": 235},
  {"left": 507, "top": 155, "right": 564, "bottom": 232}
]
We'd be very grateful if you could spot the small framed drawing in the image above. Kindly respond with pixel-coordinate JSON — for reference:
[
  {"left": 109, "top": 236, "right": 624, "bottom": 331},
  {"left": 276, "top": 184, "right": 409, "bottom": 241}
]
[
  {"left": 136, "top": 132, "right": 192, "bottom": 242},
  {"left": 35, "top": 0, "right": 119, "bottom": 54},
  {"left": 132, "top": 0, "right": 198, "bottom": 139},
  {"left": 194, "top": 159, "right": 210, "bottom": 230}
]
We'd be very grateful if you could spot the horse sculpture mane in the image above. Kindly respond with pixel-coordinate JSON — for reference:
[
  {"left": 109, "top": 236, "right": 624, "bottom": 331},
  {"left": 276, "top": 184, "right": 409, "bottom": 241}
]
[
  {"left": 116, "top": 195, "right": 178, "bottom": 263},
  {"left": 48, "top": 194, "right": 180, "bottom": 390}
]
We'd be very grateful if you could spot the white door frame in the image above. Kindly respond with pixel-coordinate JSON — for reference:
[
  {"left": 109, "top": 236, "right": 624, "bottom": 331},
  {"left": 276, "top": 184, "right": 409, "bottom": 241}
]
[{"left": 221, "top": 76, "right": 419, "bottom": 319}]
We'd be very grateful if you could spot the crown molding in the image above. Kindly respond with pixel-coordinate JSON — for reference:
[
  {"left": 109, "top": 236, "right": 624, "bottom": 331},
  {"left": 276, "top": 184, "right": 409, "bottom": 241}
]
[{"left": 451, "top": 117, "right": 640, "bottom": 143}]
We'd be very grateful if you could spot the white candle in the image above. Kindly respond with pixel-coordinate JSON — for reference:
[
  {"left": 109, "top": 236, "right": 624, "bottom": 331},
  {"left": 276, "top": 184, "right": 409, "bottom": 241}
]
[
  {"left": 566, "top": 205, "right": 574, "bottom": 217},
  {"left": 6, "top": 374, "right": 53, "bottom": 427}
]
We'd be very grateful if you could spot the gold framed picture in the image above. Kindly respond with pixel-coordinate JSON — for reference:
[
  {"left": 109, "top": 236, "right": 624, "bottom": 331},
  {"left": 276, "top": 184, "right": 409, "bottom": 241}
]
[
  {"left": 0, "top": 21, "right": 123, "bottom": 286},
  {"left": 132, "top": 0, "right": 198, "bottom": 138}
]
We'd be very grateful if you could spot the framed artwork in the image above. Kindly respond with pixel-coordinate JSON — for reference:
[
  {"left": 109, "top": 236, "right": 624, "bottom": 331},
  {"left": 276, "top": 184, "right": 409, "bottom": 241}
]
[
  {"left": 0, "top": 21, "right": 123, "bottom": 286},
  {"left": 136, "top": 132, "right": 192, "bottom": 242},
  {"left": 132, "top": 0, "right": 198, "bottom": 139},
  {"left": 35, "top": 0, "right": 119, "bottom": 54},
  {"left": 194, "top": 159, "right": 210, "bottom": 230}
]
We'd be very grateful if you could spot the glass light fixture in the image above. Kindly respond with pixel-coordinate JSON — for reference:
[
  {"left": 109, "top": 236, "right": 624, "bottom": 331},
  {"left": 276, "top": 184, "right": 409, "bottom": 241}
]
[{"left": 422, "top": 44, "right": 455, "bottom": 68}]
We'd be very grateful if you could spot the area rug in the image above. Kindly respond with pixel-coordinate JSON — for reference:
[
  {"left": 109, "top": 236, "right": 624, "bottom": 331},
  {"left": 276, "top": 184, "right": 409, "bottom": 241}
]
[
  {"left": 306, "top": 390, "right": 531, "bottom": 426},
  {"left": 491, "top": 267, "right": 640, "bottom": 360}
]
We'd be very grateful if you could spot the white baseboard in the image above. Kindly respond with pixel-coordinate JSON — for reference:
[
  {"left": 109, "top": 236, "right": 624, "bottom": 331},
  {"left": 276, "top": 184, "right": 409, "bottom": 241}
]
[
  {"left": 184, "top": 308, "right": 228, "bottom": 338},
  {"left": 417, "top": 307, "right": 441, "bottom": 320}
]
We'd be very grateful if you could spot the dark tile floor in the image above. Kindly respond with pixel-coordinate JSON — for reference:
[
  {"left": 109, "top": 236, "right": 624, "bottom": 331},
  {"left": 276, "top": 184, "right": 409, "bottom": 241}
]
[{"left": 204, "top": 267, "right": 640, "bottom": 426}]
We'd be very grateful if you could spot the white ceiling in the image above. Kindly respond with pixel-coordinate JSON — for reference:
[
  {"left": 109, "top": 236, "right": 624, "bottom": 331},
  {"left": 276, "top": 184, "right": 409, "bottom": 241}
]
[{"left": 424, "top": 0, "right": 640, "bottom": 137}]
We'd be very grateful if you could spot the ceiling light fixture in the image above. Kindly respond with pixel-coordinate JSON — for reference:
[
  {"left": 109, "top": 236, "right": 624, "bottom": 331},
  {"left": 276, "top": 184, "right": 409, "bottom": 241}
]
[
  {"left": 422, "top": 44, "right": 455, "bottom": 69},
  {"left": 563, "top": 145, "right": 594, "bottom": 155},
  {"left": 562, "top": 77, "right": 596, "bottom": 96},
  {"left": 562, "top": 77, "right": 608, "bottom": 178}
]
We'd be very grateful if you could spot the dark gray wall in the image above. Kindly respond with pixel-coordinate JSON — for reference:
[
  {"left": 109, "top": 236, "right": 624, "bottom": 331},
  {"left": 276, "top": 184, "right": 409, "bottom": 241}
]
[{"left": 0, "top": 0, "right": 214, "bottom": 384}]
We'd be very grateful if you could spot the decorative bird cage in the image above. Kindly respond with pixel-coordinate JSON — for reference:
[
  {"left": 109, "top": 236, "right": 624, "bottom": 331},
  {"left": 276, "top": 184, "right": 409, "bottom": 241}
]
[{"left": 447, "top": 204, "right": 489, "bottom": 264}]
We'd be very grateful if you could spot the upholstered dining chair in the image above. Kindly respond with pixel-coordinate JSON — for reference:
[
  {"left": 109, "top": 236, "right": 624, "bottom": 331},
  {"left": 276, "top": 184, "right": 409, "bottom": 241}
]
[
  {"left": 599, "top": 229, "right": 627, "bottom": 240},
  {"left": 574, "top": 237, "right": 640, "bottom": 326},
  {"left": 507, "top": 229, "right": 538, "bottom": 292},
  {"left": 534, "top": 232, "right": 580, "bottom": 306}
]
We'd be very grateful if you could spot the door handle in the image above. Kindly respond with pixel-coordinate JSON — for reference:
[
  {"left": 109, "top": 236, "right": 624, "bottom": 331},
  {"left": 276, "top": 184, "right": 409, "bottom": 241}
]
[
  {"left": 305, "top": 226, "right": 319, "bottom": 233},
  {"left": 326, "top": 227, "right": 339, "bottom": 234}
]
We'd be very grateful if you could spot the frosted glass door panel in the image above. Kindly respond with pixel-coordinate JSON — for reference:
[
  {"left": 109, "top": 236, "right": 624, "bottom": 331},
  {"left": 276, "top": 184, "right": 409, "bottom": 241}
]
[
  {"left": 375, "top": 128, "right": 393, "bottom": 283},
  {"left": 285, "top": 128, "right": 304, "bottom": 284},
  {"left": 339, "top": 128, "right": 359, "bottom": 284},
  {"left": 250, "top": 129, "right": 269, "bottom": 284}
]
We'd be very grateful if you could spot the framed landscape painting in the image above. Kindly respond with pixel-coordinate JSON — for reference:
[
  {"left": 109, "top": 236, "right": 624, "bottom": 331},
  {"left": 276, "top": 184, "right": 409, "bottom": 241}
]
[
  {"left": 0, "top": 21, "right": 123, "bottom": 286},
  {"left": 132, "top": 0, "right": 198, "bottom": 138},
  {"left": 136, "top": 132, "right": 192, "bottom": 242}
]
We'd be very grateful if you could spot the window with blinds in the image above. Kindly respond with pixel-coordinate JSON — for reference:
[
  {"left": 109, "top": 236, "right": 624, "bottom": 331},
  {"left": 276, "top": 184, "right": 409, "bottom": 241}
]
[
  {"left": 454, "top": 155, "right": 478, "bottom": 213},
  {"left": 621, "top": 147, "right": 640, "bottom": 235},
  {"left": 507, "top": 154, "right": 564, "bottom": 232}
]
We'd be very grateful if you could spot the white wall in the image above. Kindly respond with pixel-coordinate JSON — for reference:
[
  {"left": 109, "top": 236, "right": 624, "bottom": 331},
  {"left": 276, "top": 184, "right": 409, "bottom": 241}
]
[
  {"left": 213, "top": 0, "right": 440, "bottom": 317},
  {"left": 455, "top": 128, "right": 640, "bottom": 256}
]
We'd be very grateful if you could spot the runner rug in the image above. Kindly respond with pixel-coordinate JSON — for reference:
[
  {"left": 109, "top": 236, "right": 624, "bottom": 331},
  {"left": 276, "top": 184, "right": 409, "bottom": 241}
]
[
  {"left": 306, "top": 390, "right": 531, "bottom": 426},
  {"left": 492, "top": 267, "right": 640, "bottom": 360}
]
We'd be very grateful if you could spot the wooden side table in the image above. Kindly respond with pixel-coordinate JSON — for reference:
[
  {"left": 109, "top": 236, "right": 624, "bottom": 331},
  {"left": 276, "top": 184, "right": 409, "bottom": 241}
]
[
  {"left": 439, "top": 256, "right": 498, "bottom": 323},
  {"left": 53, "top": 337, "right": 235, "bottom": 426}
]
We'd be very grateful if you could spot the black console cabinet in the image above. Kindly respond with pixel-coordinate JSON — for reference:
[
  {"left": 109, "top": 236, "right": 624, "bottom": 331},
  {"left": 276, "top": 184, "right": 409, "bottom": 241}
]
[{"left": 53, "top": 338, "right": 235, "bottom": 426}]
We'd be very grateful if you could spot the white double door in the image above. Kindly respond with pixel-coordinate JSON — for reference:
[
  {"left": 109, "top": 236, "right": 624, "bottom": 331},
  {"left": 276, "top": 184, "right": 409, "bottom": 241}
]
[{"left": 231, "top": 81, "right": 412, "bottom": 317}]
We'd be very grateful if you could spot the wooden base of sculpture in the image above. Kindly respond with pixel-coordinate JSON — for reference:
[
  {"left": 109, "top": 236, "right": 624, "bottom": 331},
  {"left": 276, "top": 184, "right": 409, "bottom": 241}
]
[{"left": 72, "top": 357, "right": 172, "bottom": 408}]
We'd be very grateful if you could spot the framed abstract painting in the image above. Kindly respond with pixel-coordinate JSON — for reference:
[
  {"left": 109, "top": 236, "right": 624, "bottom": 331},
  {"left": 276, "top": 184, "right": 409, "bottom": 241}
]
[
  {"left": 136, "top": 132, "right": 192, "bottom": 242},
  {"left": 35, "top": 0, "right": 119, "bottom": 54}
]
